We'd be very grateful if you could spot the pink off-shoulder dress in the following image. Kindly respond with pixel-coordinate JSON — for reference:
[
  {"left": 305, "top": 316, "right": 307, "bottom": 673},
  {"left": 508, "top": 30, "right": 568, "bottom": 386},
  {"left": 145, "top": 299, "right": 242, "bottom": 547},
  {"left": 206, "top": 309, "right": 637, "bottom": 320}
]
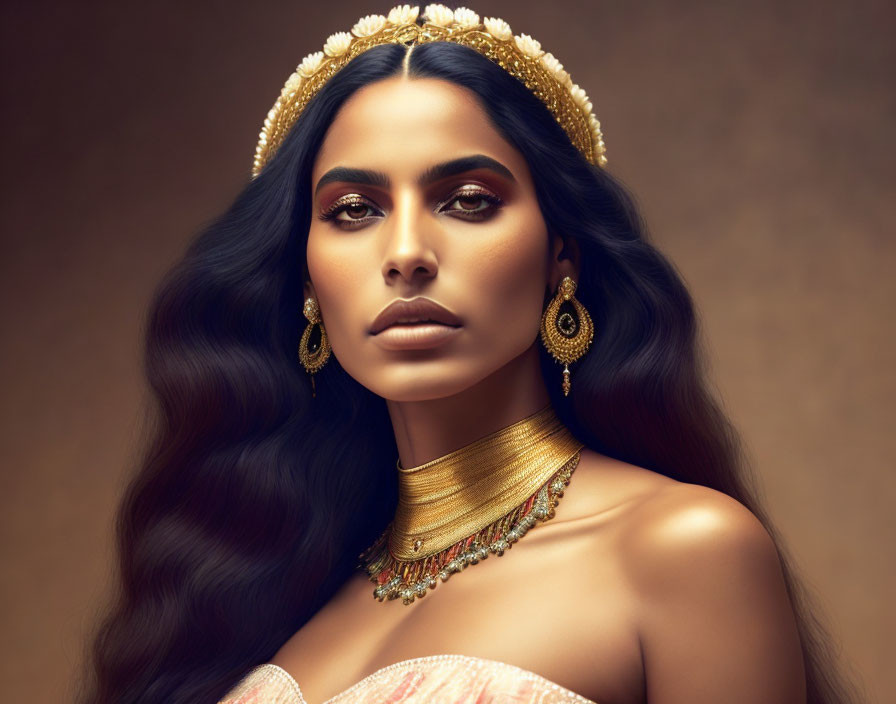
[{"left": 218, "top": 654, "right": 597, "bottom": 703}]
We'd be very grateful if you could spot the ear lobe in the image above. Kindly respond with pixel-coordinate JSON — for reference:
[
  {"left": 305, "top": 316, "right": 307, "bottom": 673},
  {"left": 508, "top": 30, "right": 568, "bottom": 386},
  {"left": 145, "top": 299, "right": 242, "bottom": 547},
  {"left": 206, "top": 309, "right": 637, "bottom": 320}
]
[{"left": 303, "top": 281, "right": 316, "bottom": 302}]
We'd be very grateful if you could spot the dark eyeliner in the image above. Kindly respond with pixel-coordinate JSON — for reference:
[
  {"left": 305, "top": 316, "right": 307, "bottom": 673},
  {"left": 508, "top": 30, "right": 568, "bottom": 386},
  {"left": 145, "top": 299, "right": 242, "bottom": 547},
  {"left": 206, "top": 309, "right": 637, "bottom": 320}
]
[
  {"left": 437, "top": 185, "right": 504, "bottom": 219},
  {"left": 318, "top": 184, "right": 504, "bottom": 229},
  {"left": 317, "top": 195, "right": 380, "bottom": 225}
]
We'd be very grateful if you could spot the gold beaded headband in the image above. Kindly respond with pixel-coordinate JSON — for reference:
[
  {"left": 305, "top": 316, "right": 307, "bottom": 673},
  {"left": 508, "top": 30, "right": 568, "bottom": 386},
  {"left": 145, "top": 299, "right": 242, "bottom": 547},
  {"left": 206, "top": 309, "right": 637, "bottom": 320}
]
[{"left": 252, "top": 4, "right": 607, "bottom": 178}]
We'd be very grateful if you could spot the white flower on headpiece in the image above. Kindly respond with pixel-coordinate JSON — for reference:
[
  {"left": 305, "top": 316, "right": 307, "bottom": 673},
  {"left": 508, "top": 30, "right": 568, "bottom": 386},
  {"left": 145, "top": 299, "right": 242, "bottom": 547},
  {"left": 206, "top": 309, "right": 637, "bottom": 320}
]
[
  {"left": 323, "top": 31, "right": 353, "bottom": 57},
  {"left": 540, "top": 52, "right": 570, "bottom": 87},
  {"left": 483, "top": 17, "right": 512, "bottom": 41},
  {"left": 589, "top": 121, "right": 603, "bottom": 149},
  {"left": 514, "top": 33, "right": 544, "bottom": 58},
  {"left": 453, "top": 7, "right": 480, "bottom": 27},
  {"left": 423, "top": 4, "right": 454, "bottom": 27},
  {"left": 352, "top": 13, "right": 387, "bottom": 37},
  {"left": 297, "top": 51, "right": 324, "bottom": 78},
  {"left": 589, "top": 114, "right": 601, "bottom": 131},
  {"left": 569, "top": 83, "right": 592, "bottom": 113},
  {"left": 540, "top": 52, "right": 562, "bottom": 74},
  {"left": 281, "top": 71, "right": 303, "bottom": 97},
  {"left": 387, "top": 4, "right": 419, "bottom": 25}
]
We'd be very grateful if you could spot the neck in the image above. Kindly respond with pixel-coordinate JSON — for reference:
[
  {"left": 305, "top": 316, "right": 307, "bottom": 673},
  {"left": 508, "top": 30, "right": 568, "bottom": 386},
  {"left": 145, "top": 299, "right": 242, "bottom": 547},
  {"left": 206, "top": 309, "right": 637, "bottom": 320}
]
[{"left": 385, "top": 343, "right": 551, "bottom": 468}]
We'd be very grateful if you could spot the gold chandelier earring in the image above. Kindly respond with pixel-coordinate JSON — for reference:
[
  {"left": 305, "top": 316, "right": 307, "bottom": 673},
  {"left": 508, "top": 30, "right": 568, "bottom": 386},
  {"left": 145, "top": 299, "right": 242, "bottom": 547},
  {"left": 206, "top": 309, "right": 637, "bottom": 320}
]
[
  {"left": 298, "top": 297, "right": 331, "bottom": 397},
  {"left": 540, "top": 276, "right": 595, "bottom": 396}
]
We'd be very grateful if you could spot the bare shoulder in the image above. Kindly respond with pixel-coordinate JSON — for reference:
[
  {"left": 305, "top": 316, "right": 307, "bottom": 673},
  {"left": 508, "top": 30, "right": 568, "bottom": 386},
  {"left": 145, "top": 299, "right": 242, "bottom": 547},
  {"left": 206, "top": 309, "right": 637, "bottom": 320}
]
[
  {"left": 615, "top": 478, "right": 782, "bottom": 594},
  {"left": 567, "top": 455, "right": 805, "bottom": 701},
  {"left": 561, "top": 450, "right": 780, "bottom": 581}
]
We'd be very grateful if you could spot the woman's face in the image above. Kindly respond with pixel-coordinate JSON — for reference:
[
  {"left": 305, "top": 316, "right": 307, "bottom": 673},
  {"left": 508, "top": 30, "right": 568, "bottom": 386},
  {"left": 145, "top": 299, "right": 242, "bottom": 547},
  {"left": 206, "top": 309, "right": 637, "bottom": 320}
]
[{"left": 306, "top": 76, "right": 565, "bottom": 402}]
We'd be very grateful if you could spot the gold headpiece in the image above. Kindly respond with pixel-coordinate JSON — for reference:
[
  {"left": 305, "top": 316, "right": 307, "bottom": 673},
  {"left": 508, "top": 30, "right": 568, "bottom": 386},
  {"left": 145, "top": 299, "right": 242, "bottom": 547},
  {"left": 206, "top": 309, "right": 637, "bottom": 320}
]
[{"left": 252, "top": 4, "right": 607, "bottom": 178}]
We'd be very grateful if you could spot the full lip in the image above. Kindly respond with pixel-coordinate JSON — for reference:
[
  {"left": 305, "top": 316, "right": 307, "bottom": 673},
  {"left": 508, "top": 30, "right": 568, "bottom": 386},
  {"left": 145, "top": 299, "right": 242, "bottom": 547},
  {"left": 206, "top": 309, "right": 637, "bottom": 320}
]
[{"left": 369, "top": 297, "right": 463, "bottom": 335}]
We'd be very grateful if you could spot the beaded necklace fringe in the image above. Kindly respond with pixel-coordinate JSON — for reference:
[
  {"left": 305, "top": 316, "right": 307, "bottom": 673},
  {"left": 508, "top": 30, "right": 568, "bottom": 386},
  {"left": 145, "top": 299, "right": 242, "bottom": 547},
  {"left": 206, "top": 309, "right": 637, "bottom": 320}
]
[{"left": 359, "top": 449, "right": 581, "bottom": 605}]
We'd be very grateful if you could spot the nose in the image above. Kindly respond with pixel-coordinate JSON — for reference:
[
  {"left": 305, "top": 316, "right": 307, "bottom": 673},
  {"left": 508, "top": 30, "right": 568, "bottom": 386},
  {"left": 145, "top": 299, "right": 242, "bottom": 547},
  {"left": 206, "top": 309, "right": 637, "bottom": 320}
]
[{"left": 380, "top": 188, "right": 438, "bottom": 285}]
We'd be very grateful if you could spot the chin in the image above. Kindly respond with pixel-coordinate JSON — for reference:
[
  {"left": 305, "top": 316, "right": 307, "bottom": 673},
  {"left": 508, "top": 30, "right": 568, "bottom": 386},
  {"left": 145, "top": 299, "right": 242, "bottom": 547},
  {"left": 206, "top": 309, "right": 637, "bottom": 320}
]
[
  {"left": 354, "top": 361, "right": 496, "bottom": 403},
  {"left": 372, "top": 377, "right": 482, "bottom": 404}
]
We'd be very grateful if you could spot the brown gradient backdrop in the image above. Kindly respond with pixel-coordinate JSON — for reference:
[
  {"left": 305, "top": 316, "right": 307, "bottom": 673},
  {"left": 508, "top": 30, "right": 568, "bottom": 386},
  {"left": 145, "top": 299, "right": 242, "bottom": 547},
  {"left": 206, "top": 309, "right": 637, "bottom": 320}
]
[{"left": 1, "top": 0, "right": 892, "bottom": 701}]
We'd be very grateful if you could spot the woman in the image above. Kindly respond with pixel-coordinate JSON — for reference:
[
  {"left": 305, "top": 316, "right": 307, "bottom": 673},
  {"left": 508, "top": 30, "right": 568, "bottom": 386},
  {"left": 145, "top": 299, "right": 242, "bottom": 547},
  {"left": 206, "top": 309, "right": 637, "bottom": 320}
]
[{"left": 79, "top": 5, "right": 855, "bottom": 703}]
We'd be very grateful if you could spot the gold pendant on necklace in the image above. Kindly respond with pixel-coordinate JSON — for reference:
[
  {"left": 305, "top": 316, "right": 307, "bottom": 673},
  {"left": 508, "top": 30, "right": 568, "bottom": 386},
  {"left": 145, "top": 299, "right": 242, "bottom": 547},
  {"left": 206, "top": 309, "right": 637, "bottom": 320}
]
[{"left": 358, "top": 450, "right": 581, "bottom": 605}]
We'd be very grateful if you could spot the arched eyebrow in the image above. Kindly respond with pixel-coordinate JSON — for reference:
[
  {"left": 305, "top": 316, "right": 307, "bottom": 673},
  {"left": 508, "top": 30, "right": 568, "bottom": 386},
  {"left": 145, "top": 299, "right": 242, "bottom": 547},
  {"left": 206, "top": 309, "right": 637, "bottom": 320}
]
[{"left": 313, "top": 154, "right": 516, "bottom": 197}]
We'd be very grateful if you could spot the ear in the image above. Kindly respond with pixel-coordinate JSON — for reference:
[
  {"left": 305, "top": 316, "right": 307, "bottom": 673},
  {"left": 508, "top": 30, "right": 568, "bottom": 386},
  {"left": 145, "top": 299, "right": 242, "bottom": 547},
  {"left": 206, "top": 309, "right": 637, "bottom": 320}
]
[
  {"left": 303, "top": 280, "right": 316, "bottom": 302},
  {"left": 547, "top": 231, "right": 582, "bottom": 291}
]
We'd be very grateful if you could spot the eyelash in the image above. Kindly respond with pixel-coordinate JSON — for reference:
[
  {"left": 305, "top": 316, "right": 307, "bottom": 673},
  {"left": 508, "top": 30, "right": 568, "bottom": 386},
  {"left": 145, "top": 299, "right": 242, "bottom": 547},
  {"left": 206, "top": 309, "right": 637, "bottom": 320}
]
[{"left": 317, "top": 186, "right": 504, "bottom": 229}]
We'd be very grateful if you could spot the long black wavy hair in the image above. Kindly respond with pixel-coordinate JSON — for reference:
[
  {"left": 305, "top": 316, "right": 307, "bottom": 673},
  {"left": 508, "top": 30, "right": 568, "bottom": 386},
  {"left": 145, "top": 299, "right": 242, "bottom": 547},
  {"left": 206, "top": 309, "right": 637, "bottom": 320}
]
[{"left": 78, "top": 40, "right": 855, "bottom": 703}]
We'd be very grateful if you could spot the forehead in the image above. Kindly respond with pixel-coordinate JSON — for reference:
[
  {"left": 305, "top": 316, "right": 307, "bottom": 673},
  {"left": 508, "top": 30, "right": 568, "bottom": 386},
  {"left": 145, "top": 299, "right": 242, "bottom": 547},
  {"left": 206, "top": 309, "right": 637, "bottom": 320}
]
[{"left": 311, "top": 76, "right": 526, "bottom": 183}]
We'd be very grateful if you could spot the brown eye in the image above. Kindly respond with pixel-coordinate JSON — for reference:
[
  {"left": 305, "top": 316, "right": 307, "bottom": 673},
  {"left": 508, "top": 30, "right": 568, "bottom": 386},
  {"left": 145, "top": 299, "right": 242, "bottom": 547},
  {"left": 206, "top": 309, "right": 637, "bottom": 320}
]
[
  {"left": 318, "top": 196, "right": 382, "bottom": 229},
  {"left": 340, "top": 203, "right": 373, "bottom": 220},
  {"left": 441, "top": 187, "right": 503, "bottom": 219},
  {"left": 455, "top": 195, "right": 485, "bottom": 211}
]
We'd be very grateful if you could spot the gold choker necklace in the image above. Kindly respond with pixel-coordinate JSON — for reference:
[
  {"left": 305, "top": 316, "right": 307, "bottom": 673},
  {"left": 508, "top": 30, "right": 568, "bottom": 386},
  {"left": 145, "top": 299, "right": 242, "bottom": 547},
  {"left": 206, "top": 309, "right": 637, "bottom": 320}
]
[{"left": 359, "top": 404, "right": 584, "bottom": 605}]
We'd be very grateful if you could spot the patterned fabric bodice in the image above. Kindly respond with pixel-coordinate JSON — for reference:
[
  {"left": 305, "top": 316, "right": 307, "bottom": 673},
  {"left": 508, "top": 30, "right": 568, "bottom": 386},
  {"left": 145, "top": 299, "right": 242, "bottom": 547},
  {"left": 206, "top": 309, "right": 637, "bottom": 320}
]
[{"left": 218, "top": 654, "right": 597, "bottom": 703}]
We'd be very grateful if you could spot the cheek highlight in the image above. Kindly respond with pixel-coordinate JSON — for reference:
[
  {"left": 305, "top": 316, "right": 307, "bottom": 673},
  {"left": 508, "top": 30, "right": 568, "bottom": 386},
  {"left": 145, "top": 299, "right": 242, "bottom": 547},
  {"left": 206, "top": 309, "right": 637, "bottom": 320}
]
[
  {"left": 459, "top": 223, "right": 549, "bottom": 349},
  {"left": 304, "top": 234, "right": 361, "bottom": 357}
]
